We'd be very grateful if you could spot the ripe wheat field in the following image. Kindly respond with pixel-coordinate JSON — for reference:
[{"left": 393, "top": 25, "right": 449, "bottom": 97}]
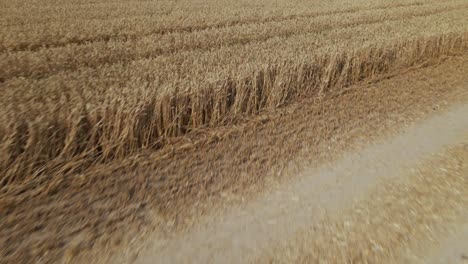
[
  {"left": 2, "top": 0, "right": 468, "bottom": 263},
  {"left": 1, "top": 0, "right": 468, "bottom": 186}
]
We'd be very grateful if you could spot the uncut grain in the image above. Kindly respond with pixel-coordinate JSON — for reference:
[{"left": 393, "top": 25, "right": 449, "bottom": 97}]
[
  {"left": 1, "top": 1, "right": 466, "bottom": 81},
  {"left": 0, "top": 0, "right": 442, "bottom": 52}
]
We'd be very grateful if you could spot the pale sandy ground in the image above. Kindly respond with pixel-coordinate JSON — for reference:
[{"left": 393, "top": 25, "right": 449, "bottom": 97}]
[
  {"left": 135, "top": 101, "right": 468, "bottom": 263},
  {"left": 424, "top": 215, "right": 468, "bottom": 264},
  {"left": 4, "top": 55, "right": 468, "bottom": 264}
]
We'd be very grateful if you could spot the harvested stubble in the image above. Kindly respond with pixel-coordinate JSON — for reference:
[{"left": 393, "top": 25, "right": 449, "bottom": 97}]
[{"left": 1, "top": 0, "right": 468, "bottom": 186}]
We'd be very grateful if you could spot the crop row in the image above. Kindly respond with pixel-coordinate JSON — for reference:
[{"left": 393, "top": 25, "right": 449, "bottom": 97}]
[
  {"left": 1, "top": 2, "right": 466, "bottom": 81},
  {"left": 0, "top": 0, "right": 445, "bottom": 52},
  {"left": 2, "top": 31, "right": 468, "bottom": 185},
  {"left": 2, "top": 7, "right": 467, "bottom": 107}
]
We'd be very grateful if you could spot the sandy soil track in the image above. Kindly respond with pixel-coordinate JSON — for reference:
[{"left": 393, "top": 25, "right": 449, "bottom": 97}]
[
  {"left": 135, "top": 102, "right": 468, "bottom": 264},
  {"left": 2, "top": 55, "right": 468, "bottom": 264},
  {"left": 118, "top": 54, "right": 468, "bottom": 264},
  {"left": 425, "top": 219, "right": 468, "bottom": 264},
  {"left": 3, "top": 1, "right": 468, "bottom": 263}
]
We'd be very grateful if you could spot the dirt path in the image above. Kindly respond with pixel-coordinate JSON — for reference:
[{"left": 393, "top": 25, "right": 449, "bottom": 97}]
[
  {"left": 135, "top": 101, "right": 468, "bottom": 263},
  {"left": 263, "top": 135, "right": 468, "bottom": 264},
  {"left": 424, "top": 215, "right": 468, "bottom": 264},
  {"left": 3, "top": 54, "right": 468, "bottom": 264}
]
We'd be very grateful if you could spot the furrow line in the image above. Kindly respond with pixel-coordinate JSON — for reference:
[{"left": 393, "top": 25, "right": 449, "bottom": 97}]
[
  {"left": 0, "top": 1, "right": 431, "bottom": 53},
  {"left": 1, "top": 4, "right": 465, "bottom": 82}
]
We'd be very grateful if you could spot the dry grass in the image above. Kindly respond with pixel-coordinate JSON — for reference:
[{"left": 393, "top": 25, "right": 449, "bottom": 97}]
[{"left": 1, "top": 0, "right": 468, "bottom": 186}]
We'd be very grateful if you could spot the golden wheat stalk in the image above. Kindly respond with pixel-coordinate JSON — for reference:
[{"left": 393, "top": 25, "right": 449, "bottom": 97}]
[{"left": 1, "top": 32, "right": 467, "bottom": 185}]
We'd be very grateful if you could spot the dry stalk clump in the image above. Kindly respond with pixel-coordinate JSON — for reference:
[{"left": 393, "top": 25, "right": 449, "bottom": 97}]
[{"left": 1, "top": 32, "right": 467, "bottom": 186}]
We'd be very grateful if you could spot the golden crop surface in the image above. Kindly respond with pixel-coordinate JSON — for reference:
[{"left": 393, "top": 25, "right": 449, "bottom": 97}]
[{"left": 1, "top": 0, "right": 468, "bottom": 185}]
